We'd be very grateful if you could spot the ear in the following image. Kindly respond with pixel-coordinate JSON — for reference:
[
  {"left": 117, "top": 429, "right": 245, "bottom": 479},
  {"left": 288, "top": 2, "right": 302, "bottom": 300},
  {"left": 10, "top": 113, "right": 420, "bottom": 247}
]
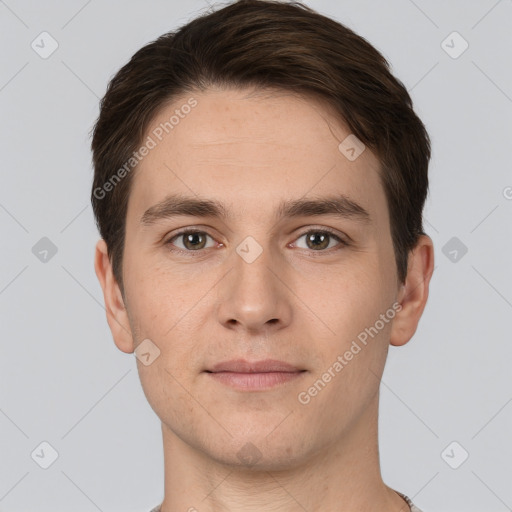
[
  {"left": 390, "top": 235, "right": 435, "bottom": 347},
  {"left": 94, "top": 238, "right": 135, "bottom": 353}
]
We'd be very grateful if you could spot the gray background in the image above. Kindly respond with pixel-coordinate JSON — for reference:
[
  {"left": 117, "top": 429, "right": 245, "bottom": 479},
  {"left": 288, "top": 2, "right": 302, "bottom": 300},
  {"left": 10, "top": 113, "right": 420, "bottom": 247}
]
[{"left": 1, "top": 0, "right": 511, "bottom": 511}]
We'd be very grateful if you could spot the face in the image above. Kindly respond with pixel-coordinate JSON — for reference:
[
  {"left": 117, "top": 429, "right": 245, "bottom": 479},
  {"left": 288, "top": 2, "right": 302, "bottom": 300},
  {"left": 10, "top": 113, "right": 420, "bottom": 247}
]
[{"left": 102, "top": 87, "right": 412, "bottom": 469}]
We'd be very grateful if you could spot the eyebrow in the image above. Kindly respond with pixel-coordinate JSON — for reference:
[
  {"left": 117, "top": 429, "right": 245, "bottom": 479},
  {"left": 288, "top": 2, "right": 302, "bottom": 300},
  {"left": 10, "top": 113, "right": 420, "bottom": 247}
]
[{"left": 140, "top": 193, "right": 371, "bottom": 226}]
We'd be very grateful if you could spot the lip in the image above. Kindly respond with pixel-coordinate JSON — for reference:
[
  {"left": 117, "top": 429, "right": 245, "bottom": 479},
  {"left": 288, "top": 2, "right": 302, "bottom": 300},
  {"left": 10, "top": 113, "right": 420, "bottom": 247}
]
[
  {"left": 205, "top": 359, "right": 306, "bottom": 391},
  {"left": 207, "top": 358, "right": 303, "bottom": 373}
]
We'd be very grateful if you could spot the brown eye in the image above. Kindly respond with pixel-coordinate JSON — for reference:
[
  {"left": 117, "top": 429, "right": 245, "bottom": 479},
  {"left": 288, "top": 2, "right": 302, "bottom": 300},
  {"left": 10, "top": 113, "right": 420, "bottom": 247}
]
[
  {"left": 167, "top": 230, "right": 214, "bottom": 251},
  {"left": 305, "top": 232, "right": 330, "bottom": 250},
  {"left": 294, "top": 230, "right": 346, "bottom": 251}
]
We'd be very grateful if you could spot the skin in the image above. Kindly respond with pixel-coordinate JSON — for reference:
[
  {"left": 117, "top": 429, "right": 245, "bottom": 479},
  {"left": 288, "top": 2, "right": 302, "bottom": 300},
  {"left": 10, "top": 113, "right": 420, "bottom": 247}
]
[{"left": 95, "top": 86, "right": 434, "bottom": 512}]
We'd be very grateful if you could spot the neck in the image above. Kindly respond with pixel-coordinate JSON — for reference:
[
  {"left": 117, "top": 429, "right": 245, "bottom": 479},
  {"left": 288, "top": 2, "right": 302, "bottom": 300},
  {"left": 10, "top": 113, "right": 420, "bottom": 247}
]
[{"left": 158, "top": 392, "right": 408, "bottom": 512}]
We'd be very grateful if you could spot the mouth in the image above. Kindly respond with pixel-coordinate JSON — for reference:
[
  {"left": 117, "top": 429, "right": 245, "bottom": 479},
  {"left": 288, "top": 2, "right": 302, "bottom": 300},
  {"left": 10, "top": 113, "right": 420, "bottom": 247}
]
[{"left": 204, "top": 359, "right": 307, "bottom": 391}]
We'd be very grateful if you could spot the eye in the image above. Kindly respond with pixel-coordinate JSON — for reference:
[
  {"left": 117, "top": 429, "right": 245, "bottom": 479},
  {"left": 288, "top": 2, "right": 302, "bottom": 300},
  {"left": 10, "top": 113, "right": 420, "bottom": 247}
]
[
  {"left": 293, "top": 229, "right": 347, "bottom": 251},
  {"left": 164, "top": 227, "right": 349, "bottom": 254},
  {"left": 166, "top": 230, "right": 216, "bottom": 251}
]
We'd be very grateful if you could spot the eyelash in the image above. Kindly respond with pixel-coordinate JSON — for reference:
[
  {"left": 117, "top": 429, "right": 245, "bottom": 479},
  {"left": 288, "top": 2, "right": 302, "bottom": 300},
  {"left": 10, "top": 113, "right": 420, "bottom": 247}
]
[{"left": 164, "top": 227, "right": 349, "bottom": 255}]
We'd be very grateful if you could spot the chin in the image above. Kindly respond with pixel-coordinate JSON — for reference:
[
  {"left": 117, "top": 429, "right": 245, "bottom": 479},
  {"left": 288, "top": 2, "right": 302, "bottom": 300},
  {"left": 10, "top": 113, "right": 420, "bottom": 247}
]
[{"left": 205, "top": 436, "right": 309, "bottom": 473}]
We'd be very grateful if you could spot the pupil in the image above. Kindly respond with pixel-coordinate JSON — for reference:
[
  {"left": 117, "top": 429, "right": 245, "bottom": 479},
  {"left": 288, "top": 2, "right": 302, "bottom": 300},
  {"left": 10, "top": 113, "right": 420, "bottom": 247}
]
[
  {"left": 308, "top": 232, "right": 328, "bottom": 250},
  {"left": 186, "top": 233, "right": 204, "bottom": 249}
]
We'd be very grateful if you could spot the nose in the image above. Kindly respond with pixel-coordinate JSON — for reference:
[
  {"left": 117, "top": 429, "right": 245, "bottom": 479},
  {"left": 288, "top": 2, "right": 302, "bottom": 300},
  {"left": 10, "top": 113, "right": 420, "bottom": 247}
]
[{"left": 215, "top": 241, "right": 293, "bottom": 333}]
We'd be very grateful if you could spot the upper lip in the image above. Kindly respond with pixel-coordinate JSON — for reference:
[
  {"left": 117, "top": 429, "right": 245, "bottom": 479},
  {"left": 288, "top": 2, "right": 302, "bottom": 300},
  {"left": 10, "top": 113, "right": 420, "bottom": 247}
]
[{"left": 207, "top": 359, "right": 303, "bottom": 373}]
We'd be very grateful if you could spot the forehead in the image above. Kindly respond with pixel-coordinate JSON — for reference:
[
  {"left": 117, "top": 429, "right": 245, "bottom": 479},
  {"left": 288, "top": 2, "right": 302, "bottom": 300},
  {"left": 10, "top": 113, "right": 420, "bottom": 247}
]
[{"left": 127, "top": 87, "right": 388, "bottom": 228}]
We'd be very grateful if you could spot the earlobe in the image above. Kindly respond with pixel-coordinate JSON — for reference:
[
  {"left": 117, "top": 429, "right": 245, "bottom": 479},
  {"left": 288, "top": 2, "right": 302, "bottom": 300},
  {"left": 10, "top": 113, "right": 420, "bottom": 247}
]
[
  {"left": 94, "top": 239, "right": 135, "bottom": 354},
  {"left": 390, "top": 235, "right": 435, "bottom": 347}
]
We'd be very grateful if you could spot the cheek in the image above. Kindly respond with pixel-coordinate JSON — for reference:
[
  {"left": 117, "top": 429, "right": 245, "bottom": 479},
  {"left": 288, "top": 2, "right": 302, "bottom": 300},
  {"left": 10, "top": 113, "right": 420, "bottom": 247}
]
[
  {"left": 137, "top": 361, "right": 200, "bottom": 442},
  {"left": 312, "top": 256, "right": 395, "bottom": 357},
  {"left": 304, "top": 273, "right": 393, "bottom": 414},
  {"left": 325, "top": 259, "right": 382, "bottom": 313},
  {"left": 125, "top": 257, "right": 182, "bottom": 322},
  {"left": 124, "top": 260, "right": 205, "bottom": 367}
]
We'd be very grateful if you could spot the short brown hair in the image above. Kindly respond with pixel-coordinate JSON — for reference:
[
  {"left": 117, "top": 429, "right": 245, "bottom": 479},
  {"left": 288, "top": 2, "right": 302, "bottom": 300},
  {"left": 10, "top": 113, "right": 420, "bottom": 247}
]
[{"left": 91, "top": 0, "right": 431, "bottom": 293}]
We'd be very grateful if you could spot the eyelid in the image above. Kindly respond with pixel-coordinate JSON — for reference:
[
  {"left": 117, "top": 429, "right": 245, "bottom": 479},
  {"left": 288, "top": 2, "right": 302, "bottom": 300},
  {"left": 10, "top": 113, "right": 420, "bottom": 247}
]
[
  {"left": 165, "top": 228, "right": 219, "bottom": 252},
  {"left": 292, "top": 226, "right": 349, "bottom": 248}
]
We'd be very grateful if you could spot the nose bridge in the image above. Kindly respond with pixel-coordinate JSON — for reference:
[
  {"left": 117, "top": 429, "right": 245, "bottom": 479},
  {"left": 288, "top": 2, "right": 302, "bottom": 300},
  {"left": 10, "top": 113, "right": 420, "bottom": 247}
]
[{"left": 216, "top": 235, "right": 291, "bottom": 330}]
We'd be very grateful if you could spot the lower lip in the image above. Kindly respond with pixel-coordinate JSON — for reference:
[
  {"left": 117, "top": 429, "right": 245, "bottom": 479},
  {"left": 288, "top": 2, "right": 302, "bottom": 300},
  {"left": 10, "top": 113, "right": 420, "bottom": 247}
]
[{"left": 206, "top": 371, "right": 306, "bottom": 390}]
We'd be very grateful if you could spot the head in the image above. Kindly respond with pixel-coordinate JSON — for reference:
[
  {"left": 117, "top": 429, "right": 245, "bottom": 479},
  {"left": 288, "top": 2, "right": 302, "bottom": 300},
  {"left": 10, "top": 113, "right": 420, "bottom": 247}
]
[{"left": 92, "top": 0, "right": 434, "bottom": 469}]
